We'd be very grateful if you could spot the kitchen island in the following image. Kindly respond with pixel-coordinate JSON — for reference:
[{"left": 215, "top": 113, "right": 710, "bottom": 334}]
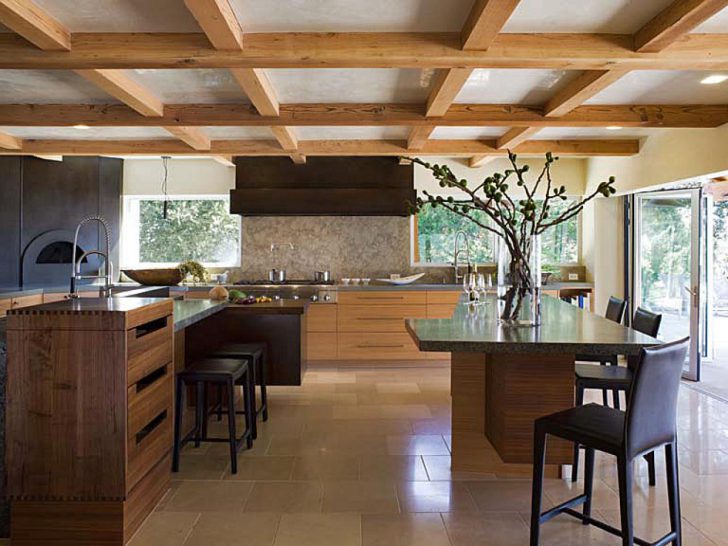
[{"left": 406, "top": 295, "right": 659, "bottom": 476}]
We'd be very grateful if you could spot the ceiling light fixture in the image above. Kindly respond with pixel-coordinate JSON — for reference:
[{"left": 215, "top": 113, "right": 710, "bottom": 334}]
[
  {"left": 700, "top": 74, "right": 728, "bottom": 85},
  {"left": 606, "top": 126, "right": 623, "bottom": 130},
  {"left": 72, "top": 124, "right": 90, "bottom": 130}
]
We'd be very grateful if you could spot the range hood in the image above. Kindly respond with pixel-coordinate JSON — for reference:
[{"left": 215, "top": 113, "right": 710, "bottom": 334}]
[{"left": 230, "top": 157, "right": 415, "bottom": 216}]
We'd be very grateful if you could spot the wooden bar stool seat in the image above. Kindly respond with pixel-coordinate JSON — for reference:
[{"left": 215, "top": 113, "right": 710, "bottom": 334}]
[{"left": 172, "top": 358, "right": 254, "bottom": 475}]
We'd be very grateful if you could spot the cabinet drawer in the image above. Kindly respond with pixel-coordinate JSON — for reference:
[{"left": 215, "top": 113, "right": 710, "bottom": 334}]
[
  {"left": 10, "top": 294, "right": 43, "bottom": 309},
  {"left": 337, "top": 332, "right": 426, "bottom": 360},
  {"left": 338, "top": 304, "right": 426, "bottom": 333},
  {"left": 307, "top": 333, "right": 338, "bottom": 360},
  {"left": 127, "top": 315, "right": 173, "bottom": 386},
  {"left": 426, "top": 291, "right": 462, "bottom": 305},
  {"left": 338, "top": 291, "right": 426, "bottom": 305},
  {"left": 127, "top": 406, "right": 172, "bottom": 493},
  {"left": 42, "top": 293, "right": 69, "bottom": 304},
  {"left": 427, "top": 304, "right": 457, "bottom": 319},
  {"left": 0, "top": 299, "right": 11, "bottom": 318},
  {"left": 128, "top": 363, "right": 173, "bottom": 440},
  {"left": 306, "top": 304, "right": 337, "bottom": 332}
]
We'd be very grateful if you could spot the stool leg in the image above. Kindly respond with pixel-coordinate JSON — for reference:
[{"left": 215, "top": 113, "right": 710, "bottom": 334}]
[
  {"left": 530, "top": 428, "right": 547, "bottom": 546},
  {"left": 666, "top": 442, "right": 682, "bottom": 546},
  {"left": 217, "top": 384, "right": 223, "bottom": 421},
  {"left": 194, "top": 381, "right": 204, "bottom": 448},
  {"left": 201, "top": 383, "right": 209, "bottom": 441},
  {"left": 572, "top": 383, "right": 585, "bottom": 482},
  {"left": 172, "top": 376, "right": 185, "bottom": 472},
  {"left": 248, "top": 357, "right": 259, "bottom": 438},
  {"left": 226, "top": 378, "right": 237, "bottom": 475},
  {"left": 583, "top": 447, "right": 595, "bottom": 523},
  {"left": 244, "top": 369, "right": 254, "bottom": 449},
  {"left": 259, "top": 352, "right": 268, "bottom": 421},
  {"left": 617, "top": 456, "right": 634, "bottom": 546},
  {"left": 600, "top": 361, "right": 609, "bottom": 406},
  {"left": 645, "top": 451, "right": 656, "bottom": 487}
]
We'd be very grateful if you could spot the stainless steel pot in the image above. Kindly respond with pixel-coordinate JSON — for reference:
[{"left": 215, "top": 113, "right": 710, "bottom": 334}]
[
  {"left": 314, "top": 270, "right": 331, "bottom": 283},
  {"left": 268, "top": 268, "right": 286, "bottom": 283}
]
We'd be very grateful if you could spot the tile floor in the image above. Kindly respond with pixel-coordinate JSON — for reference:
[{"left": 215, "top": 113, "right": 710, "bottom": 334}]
[{"left": 128, "top": 365, "right": 728, "bottom": 545}]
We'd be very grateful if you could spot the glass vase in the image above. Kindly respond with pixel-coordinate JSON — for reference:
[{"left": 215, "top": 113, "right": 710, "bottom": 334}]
[{"left": 529, "top": 234, "right": 542, "bottom": 326}]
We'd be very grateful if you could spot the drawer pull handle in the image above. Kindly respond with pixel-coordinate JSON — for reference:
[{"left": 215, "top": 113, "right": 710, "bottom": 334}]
[
  {"left": 134, "top": 316, "right": 168, "bottom": 339},
  {"left": 357, "top": 296, "right": 404, "bottom": 300},
  {"left": 136, "top": 365, "right": 167, "bottom": 393},
  {"left": 135, "top": 410, "right": 167, "bottom": 445},
  {"left": 356, "top": 344, "right": 406, "bottom": 348},
  {"left": 356, "top": 317, "right": 404, "bottom": 321}
]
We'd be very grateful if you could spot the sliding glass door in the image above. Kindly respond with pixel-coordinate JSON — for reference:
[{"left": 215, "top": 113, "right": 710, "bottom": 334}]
[{"left": 633, "top": 189, "right": 706, "bottom": 380}]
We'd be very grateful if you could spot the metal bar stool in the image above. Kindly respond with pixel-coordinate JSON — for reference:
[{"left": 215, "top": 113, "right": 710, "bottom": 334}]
[
  {"left": 575, "top": 296, "right": 627, "bottom": 406},
  {"left": 572, "top": 306, "right": 662, "bottom": 483},
  {"left": 172, "top": 358, "right": 254, "bottom": 475},
  {"left": 211, "top": 342, "right": 269, "bottom": 439},
  {"left": 531, "top": 337, "right": 688, "bottom": 546}
]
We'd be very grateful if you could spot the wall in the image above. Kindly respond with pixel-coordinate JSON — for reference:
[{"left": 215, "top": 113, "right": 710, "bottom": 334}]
[{"left": 123, "top": 157, "right": 235, "bottom": 196}]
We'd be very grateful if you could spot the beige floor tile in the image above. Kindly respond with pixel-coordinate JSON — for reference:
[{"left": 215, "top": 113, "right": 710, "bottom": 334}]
[
  {"left": 397, "top": 481, "right": 477, "bottom": 512},
  {"left": 543, "top": 477, "right": 621, "bottom": 513},
  {"left": 386, "top": 435, "right": 450, "bottom": 456},
  {"left": 321, "top": 480, "right": 400, "bottom": 513},
  {"left": 526, "top": 510, "right": 618, "bottom": 546},
  {"left": 304, "top": 418, "right": 413, "bottom": 435},
  {"left": 601, "top": 509, "right": 718, "bottom": 546},
  {"left": 256, "top": 418, "right": 306, "bottom": 437},
  {"left": 442, "top": 512, "right": 529, "bottom": 546},
  {"left": 376, "top": 382, "right": 421, "bottom": 394},
  {"left": 291, "top": 454, "right": 360, "bottom": 480},
  {"left": 185, "top": 512, "right": 280, "bottom": 546},
  {"left": 174, "top": 453, "right": 229, "bottom": 480},
  {"left": 333, "top": 404, "right": 432, "bottom": 420},
  {"left": 273, "top": 513, "right": 361, "bottom": 546},
  {"left": 466, "top": 480, "right": 534, "bottom": 512},
  {"left": 361, "top": 513, "right": 451, "bottom": 546},
  {"left": 223, "top": 456, "right": 295, "bottom": 481},
  {"left": 422, "top": 456, "right": 496, "bottom": 481},
  {"left": 359, "top": 455, "right": 429, "bottom": 481},
  {"left": 411, "top": 419, "right": 451, "bottom": 435},
  {"left": 163, "top": 481, "right": 253, "bottom": 512},
  {"left": 244, "top": 481, "right": 323, "bottom": 512},
  {"left": 128, "top": 512, "right": 200, "bottom": 546}
]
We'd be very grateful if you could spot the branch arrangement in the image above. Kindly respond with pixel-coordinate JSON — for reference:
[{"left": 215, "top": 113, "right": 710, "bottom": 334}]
[{"left": 407, "top": 152, "right": 616, "bottom": 320}]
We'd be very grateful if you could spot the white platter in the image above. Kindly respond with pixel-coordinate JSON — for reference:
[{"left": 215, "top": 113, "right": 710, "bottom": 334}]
[{"left": 375, "top": 273, "right": 426, "bottom": 285}]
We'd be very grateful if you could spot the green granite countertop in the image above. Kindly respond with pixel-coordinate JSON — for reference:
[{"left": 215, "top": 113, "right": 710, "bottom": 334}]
[
  {"left": 173, "top": 299, "right": 227, "bottom": 332},
  {"left": 406, "top": 295, "right": 658, "bottom": 356}
]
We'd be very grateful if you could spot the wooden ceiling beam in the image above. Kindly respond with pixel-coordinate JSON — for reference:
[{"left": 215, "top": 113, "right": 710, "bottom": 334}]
[
  {"left": 3, "top": 138, "right": 639, "bottom": 157},
  {"left": 407, "top": 126, "right": 436, "bottom": 150},
  {"left": 183, "top": 0, "right": 243, "bottom": 50},
  {"left": 230, "top": 68, "right": 280, "bottom": 116},
  {"left": 497, "top": 127, "right": 541, "bottom": 149},
  {"left": 426, "top": 68, "right": 474, "bottom": 117},
  {"left": 544, "top": 70, "right": 631, "bottom": 117},
  {"left": 270, "top": 126, "right": 298, "bottom": 151},
  {"left": 0, "top": 103, "right": 724, "bottom": 128},
  {"left": 635, "top": 0, "right": 728, "bottom": 53},
  {"left": 75, "top": 70, "right": 165, "bottom": 117},
  {"left": 462, "top": 0, "right": 523, "bottom": 50},
  {"left": 0, "top": 0, "right": 70, "bottom": 51},
  {"left": 0, "top": 32, "right": 726, "bottom": 70},
  {"left": 469, "top": 155, "right": 498, "bottom": 168},
  {"left": 212, "top": 155, "right": 235, "bottom": 167},
  {"left": 163, "top": 126, "right": 212, "bottom": 150},
  {"left": 0, "top": 130, "right": 21, "bottom": 150}
]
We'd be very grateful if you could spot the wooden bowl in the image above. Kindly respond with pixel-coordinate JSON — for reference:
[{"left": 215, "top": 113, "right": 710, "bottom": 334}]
[{"left": 123, "top": 268, "right": 184, "bottom": 286}]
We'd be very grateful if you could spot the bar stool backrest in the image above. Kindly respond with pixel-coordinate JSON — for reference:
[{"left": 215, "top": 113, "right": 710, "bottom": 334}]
[
  {"left": 632, "top": 307, "right": 662, "bottom": 338},
  {"left": 605, "top": 296, "right": 627, "bottom": 324},
  {"left": 624, "top": 337, "right": 689, "bottom": 459}
]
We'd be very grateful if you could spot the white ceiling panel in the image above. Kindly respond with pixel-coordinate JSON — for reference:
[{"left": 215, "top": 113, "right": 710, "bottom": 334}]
[
  {"left": 692, "top": 6, "right": 728, "bottom": 32},
  {"left": 230, "top": 0, "right": 474, "bottom": 32},
  {"left": 430, "top": 127, "right": 508, "bottom": 139},
  {"left": 0, "top": 126, "right": 172, "bottom": 139},
  {"left": 0, "top": 70, "right": 119, "bottom": 104},
  {"left": 585, "top": 71, "right": 728, "bottom": 105},
  {"left": 534, "top": 127, "right": 665, "bottom": 139},
  {"left": 503, "top": 0, "right": 673, "bottom": 33},
  {"left": 204, "top": 126, "right": 273, "bottom": 139},
  {"left": 455, "top": 69, "right": 579, "bottom": 105},
  {"left": 266, "top": 69, "right": 431, "bottom": 103},
  {"left": 295, "top": 126, "right": 410, "bottom": 140},
  {"left": 32, "top": 0, "right": 200, "bottom": 32},
  {"left": 131, "top": 69, "right": 249, "bottom": 104}
]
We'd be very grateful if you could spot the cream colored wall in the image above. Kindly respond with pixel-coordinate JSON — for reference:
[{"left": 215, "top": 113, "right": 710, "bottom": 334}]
[{"left": 123, "top": 157, "right": 235, "bottom": 195}]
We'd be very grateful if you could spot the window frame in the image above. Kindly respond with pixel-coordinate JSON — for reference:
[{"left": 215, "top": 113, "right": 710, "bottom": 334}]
[{"left": 121, "top": 194, "right": 242, "bottom": 269}]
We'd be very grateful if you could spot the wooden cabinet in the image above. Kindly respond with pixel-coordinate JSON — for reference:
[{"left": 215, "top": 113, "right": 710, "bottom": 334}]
[
  {"left": 338, "top": 332, "right": 423, "bottom": 360},
  {"left": 338, "top": 290, "right": 427, "bottom": 305},
  {"left": 6, "top": 298, "right": 174, "bottom": 545},
  {"left": 0, "top": 293, "right": 44, "bottom": 317},
  {"left": 306, "top": 304, "right": 337, "bottom": 360},
  {"left": 338, "top": 304, "right": 426, "bottom": 333}
]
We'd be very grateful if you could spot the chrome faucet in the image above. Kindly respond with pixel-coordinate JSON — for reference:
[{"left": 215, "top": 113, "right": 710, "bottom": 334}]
[
  {"left": 453, "top": 230, "right": 472, "bottom": 284},
  {"left": 69, "top": 215, "right": 113, "bottom": 298}
]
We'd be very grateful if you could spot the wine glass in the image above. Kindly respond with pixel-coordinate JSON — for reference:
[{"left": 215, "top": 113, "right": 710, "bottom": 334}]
[{"left": 477, "top": 273, "right": 486, "bottom": 302}]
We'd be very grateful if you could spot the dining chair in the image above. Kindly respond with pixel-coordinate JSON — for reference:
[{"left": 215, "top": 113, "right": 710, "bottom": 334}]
[
  {"left": 531, "top": 337, "right": 689, "bottom": 546},
  {"left": 571, "top": 307, "right": 663, "bottom": 483}
]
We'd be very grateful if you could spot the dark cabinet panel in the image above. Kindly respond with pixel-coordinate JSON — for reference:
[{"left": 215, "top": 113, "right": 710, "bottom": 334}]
[{"left": 0, "top": 157, "right": 22, "bottom": 287}]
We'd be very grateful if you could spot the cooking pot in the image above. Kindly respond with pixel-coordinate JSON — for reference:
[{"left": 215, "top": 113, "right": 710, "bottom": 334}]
[
  {"left": 268, "top": 268, "right": 286, "bottom": 283},
  {"left": 314, "top": 270, "right": 331, "bottom": 283}
]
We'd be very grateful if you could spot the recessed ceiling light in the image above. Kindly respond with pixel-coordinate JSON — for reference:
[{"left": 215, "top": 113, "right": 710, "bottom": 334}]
[
  {"left": 73, "top": 124, "right": 91, "bottom": 130},
  {"left": 700, "top": 74, "right": 728, "bottom": 85},
  {"left": 606, "top": 126, "right": 623, "bottom": 131}
]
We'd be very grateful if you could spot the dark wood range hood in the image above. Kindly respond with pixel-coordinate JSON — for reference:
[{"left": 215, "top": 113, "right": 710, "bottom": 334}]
[{"left": 230, "top": 157, "right": 416, "bottom": 216}]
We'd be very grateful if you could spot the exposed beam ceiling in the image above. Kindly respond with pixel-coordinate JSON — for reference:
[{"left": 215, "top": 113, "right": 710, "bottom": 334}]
[
  {"left": 0, "top": 103, "right": 724, "bottom": 128},
  {"left": 270, "top": 126, "right": 298, "bottom": 152},
  {"left": 0, "top": 32, "right": 726, "bottom": 70},
  {"left": 0, "top": 0, "right": 70, "bottom": 51},
  {"left": 425, "top": 68, "right": 474, "bottom": 117},
  {"left": 164, "top": 126, "right": 212, "bottom": 150},
  {"left": 74, "top": 70, "right": 165, "bottom": 117},
  {"left": 635, "top": 0, "right": 728, "bottom": 53},
  {"left": 212, "top": 155, "right": 235, "bottom": 167},
  {"left": 497, "top": 127, "right": 541, "bottom": 149},
  {"left": 407, "top": 126, "right": 436, "bottom": 151},
  {"left": 543, "top": 70, "right": 631, "bottom": 118},
  {"left": 469, "top": 155, "right": 498, "bottom": 168},
  {"left": 183, "top": 0, "right": 243, "bottom": 50},
  {"left": 462, "top": 0, "right": 523, "bottom": 50},
  {"left": 0, "top": 139, "right": 639, "bottom": 157},
  {"left": 0, "top": 130, "right": 22, "bottom": 150},
  {"left": 230, "top": 68, "right": 280, "bottom": 116}
]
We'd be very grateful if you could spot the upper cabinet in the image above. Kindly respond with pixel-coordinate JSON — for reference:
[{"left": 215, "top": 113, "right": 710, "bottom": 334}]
[{"left": 230, "top": 157, "right": 415, "bottom": 216}]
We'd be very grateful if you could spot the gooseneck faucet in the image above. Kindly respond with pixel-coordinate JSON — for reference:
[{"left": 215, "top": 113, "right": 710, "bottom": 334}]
[
  {"left": 453, "top": 230, "right": 472, "bottom": 284},
  {"left": 69, "top": 215, "right": 113, "bottom": 298}
]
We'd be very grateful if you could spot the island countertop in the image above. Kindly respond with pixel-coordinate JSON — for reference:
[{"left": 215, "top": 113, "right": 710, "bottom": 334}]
[{"left": 406, "top": 295, "right": 660, "bottom": 355}]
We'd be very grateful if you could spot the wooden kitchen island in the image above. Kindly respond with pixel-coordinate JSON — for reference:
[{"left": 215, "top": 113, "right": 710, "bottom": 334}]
[{"left": 406, "top": 295, "right": 660, "bottom": 477}]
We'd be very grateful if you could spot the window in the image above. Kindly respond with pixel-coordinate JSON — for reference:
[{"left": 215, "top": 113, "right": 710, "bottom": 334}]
[
  {"left": 412, "top": 198, "right": 579, "bottom": 266},
  {"left": 122, "top": 195, "right": 241, "bottom": 268}
]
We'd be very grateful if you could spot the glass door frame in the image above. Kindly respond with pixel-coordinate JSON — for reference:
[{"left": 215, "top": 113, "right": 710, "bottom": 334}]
[{"left": 631, "top": 188, "right": 704, "bottom": 381}]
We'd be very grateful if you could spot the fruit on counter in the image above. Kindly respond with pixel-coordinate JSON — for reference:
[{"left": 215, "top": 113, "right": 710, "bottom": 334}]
[
  {"left": 208, "top": 285, "right": 229, "bottom": 301},
  {"left": 227, "top": 289, "right": 247, "bottom": 303},
  {"left": 255, "top": 296, "right": 273, "bottom": 303}
]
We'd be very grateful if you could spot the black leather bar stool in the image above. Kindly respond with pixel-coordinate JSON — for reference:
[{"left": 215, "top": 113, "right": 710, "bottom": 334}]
[
  {"left": 575, "top": 296, "right": 627, "bottom": 406},
  {"left": 172, "top": 358, "right": 254, "bottom": 475},
  {"left": 531, "top": 337, "right": 689, "bottom": 546},
  {"left": 211, "top": 342, "right": 269, "bottom": 439},
  {"left": 572, "top": 306, "right": 663, "bottom": 483}
]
